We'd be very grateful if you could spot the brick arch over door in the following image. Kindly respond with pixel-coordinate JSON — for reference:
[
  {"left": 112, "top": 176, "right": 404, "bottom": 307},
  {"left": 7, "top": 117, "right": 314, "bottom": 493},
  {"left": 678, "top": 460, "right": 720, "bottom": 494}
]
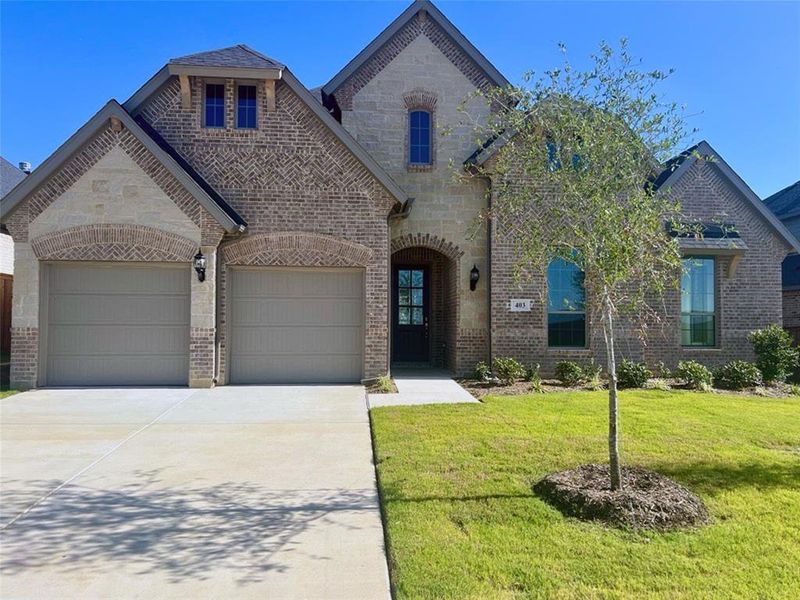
[
  {"left": 30, "top": 224, "right": 198, "bottom": 262},
  {"left": 391, "top": 233, "right": 464, "bottom": 262},
  {"left": 391, "top": 234, "right": 462, "bottom": 371},
  {"left": 221, "top": 231, "right": 375, "bottom": 267}
]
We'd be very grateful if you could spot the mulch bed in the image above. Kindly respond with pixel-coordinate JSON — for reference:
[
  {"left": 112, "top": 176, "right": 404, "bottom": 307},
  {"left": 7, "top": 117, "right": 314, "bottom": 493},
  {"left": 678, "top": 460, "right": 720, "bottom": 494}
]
[
  {"left": 534, "top": 464, "right": 710, "bottom": 531},
  {"left": 456, "top": 378, "right": 591, "bottom": 399}
]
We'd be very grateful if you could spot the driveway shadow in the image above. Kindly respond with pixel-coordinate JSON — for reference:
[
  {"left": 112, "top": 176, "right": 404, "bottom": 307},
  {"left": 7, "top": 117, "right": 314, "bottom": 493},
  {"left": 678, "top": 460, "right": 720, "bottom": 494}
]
[{"left": 1, "top": 471, "right": 377, "bottom": 585}]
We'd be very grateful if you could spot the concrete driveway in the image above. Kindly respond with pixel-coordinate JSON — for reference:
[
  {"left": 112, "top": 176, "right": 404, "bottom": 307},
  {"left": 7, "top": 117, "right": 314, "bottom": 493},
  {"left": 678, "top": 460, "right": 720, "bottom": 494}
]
[{"left": 0, "top": 386, "right": 390, "bottom": 599}]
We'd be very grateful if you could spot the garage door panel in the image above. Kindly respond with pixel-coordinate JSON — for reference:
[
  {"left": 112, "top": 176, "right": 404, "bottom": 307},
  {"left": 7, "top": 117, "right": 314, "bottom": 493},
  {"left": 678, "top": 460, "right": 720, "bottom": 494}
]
[
  {"left": 45, "top": 263, "right": 190, "bottom": 386},
  {"left": 48, "top": 264, "right": 190, "bottom": 295},
  {"left": 231, "top": 325, "right": 363, "bottom": 355},
  {"left": 231, "top": 298, "right": 362, "bottom": 326},
  {"left": 232, "top": 354, "right": 362, "bottom": 385},
  {"left": 48, "top": 325, "right": 189, "bottom": 355},
  {"left": 47, "top": 355, "right": 188, "bottom": 387},
  {"left": 49, "top": 295, "right": 187, "bottom": 325},
  {"left": 229, "top": 268, "right": 364, "bottom": 384}
]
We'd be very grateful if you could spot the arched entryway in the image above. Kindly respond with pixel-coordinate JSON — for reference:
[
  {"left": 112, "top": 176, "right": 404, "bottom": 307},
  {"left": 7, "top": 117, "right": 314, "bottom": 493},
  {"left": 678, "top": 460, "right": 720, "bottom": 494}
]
[{"left": 390, "top": 235, "right": 461, "bottom": 371}]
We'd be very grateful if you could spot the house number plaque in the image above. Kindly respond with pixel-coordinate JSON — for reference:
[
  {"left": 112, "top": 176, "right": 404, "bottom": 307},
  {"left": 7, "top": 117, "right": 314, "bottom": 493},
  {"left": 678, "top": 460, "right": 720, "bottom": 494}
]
[{"left": 509, "top": 299, "right": 532, "bottom": 312}]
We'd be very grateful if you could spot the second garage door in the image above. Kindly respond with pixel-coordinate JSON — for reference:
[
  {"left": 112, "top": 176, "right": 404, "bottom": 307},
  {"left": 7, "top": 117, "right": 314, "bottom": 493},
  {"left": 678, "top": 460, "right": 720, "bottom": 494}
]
[
  {"left": 42, "top": 262, "right": 190, "bottom": 387},
  {"left": 229, "top": 268, "right": 364, "bottom": 384}
]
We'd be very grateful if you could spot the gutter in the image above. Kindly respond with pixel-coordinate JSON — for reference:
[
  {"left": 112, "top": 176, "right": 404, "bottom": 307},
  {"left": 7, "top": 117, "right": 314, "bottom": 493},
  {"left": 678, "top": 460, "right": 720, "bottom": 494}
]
[{"left": 388, "top": 198, "right": 414, "bottom": 221}]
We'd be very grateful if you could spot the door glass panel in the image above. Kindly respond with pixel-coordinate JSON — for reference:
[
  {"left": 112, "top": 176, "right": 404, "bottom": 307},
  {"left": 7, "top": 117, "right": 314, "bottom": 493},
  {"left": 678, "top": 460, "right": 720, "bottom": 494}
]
[
  {"left": 398, "top": 307, "right": 410, "bottom": 325},
  {"left": 398, "top": 270, "right": 411, "bottom": 287},
  {"left": 397, "top": 268, "right": 425, "bottom": 326},
  {"left": 411, "top": 288, "right": 423, "bottom": 306}
]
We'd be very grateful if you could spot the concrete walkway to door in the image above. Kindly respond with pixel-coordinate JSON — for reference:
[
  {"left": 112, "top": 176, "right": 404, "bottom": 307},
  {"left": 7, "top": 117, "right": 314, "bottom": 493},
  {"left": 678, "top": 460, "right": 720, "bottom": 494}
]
[
  {"left": 0, "top": 385, "right": 390, "bottom": 600},
  {"left": 368, "top": 368, "right": 478, "bottom": 407}
]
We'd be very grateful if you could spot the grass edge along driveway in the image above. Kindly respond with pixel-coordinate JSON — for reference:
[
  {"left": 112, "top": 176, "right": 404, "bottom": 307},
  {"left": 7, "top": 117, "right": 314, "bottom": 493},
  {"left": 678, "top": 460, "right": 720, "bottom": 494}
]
[{"left": 370, "top": 390, "right": 800, "bottom": 599}]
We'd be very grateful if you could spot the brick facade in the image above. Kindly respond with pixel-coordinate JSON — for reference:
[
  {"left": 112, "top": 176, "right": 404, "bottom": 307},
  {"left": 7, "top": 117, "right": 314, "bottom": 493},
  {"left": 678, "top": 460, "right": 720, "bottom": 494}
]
[
  {"left": 136, "top": 76, "right": 396, "bottom": 382},
  {"left": 489, "top": 158, "right": 791, "bottom": 375}
]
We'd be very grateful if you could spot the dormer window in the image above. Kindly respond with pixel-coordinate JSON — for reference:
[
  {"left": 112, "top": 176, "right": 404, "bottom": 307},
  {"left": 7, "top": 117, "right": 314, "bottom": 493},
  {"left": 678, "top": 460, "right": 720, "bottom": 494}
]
[
  {"left": 205, "top": 83, "right": 225, "bottom": 128},
  {"left": 237, "top": 85, "right": 257, "bottom": 129},
  {"left": 409, "top": 110, "right": 432, "bottom": 165}
]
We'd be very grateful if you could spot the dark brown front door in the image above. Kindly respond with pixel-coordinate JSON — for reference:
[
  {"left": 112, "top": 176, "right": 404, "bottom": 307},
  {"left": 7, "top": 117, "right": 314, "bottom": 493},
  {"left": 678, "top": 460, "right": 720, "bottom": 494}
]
[{"left": 392, "top": 266, "right": 429, "bottom": 363}]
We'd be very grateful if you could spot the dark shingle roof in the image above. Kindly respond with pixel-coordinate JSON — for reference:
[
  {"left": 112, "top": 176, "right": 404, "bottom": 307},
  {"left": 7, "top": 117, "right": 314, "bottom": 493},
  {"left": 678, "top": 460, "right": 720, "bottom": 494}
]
[
  {"left": 0, "top": 156, "right": 27, "bottom": 199},
  {"left": 764, "top": 180, "right": 800, "bottom": 221},
  {"left": 648, "top": 143, "right": 700, "bottom": 191},
  {"left": 170, "top": 45, "right": 284, "bottom": 70},
  {"left": 133, "top": 115, "right": 246, "bottom": 229}
]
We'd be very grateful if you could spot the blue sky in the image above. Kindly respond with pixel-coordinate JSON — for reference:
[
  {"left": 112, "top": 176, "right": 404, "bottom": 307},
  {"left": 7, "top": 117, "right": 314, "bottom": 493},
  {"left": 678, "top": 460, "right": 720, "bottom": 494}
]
[{"left": 1, "top": 1, "right": 798, "bottom": 198}]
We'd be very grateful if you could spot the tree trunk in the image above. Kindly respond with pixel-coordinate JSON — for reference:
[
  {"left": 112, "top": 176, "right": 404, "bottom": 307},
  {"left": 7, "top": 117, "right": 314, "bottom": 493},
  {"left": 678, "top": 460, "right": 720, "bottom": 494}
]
[{"left": 600, "top": 290, "right": 623, "bottom": 491}]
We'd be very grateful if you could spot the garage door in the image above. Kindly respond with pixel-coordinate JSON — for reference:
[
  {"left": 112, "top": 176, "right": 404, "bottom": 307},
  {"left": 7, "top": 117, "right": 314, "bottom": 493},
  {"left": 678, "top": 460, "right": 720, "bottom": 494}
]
[
  {"left": 43, "top": 263, "right": 190, "bottom": 386},
  {"left": 229, "top": 268, "right": 364, "bottom": 384}
]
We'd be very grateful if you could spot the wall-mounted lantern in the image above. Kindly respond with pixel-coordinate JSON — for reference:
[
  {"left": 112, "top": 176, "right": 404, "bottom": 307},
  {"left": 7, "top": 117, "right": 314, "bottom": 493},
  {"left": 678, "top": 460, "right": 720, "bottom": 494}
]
[
  {"left": 193, "top": 251, "right": 207, "bottom": 282},
  {"left": 470, "top": 264, "right": 480, "bottom": 291}
]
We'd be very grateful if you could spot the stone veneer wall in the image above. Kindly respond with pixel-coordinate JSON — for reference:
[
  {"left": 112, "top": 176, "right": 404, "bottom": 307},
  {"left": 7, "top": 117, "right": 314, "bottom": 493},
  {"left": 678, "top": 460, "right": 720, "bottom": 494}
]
[
  {"left": 490, "top": 158, "right": 791, "bottom": 375},
  {"left": 334, "top": 15, "right": 493, "bottom": 375},
  {"left": 5, "top": 123, "right": 223, "bottom": 389},
  {"left": 136, "top": 76, "right": 396, "bottom": 382}
]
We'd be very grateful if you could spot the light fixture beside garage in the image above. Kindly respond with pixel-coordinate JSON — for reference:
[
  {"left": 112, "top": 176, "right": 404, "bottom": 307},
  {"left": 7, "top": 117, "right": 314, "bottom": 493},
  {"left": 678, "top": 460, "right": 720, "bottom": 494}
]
[
  {"left": 470, "top": 264, "right": 480, "bottom": 291},
  {"left": 193, "top": 251, "right": 207, "bottom": 282}
]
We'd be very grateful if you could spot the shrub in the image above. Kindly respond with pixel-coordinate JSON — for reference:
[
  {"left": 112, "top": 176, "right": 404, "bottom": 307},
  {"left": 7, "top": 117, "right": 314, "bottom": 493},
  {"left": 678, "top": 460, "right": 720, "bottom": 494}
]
[
  {"left": 655, "top": 361, "right": 672, "bottom": 379},
  {"left": 791, "top": 384, "right": 800, "bottom": 397},
  {"left": 555, "top": 361, "right": 585, "bottom": 387},
  {"left": 492, "top": 357, "right": 525, "bottom": 385},
  {"left": 526, "top": 364, "right": 544, "bottom": 393},
  {"left": 675, "top": 360, "right": 713, "bottom": 391},
  {"left": 645, "top": 378, "right": 670, "bottom": 391},
  {"left": 713, "top": 360, "right": 762, "bottom": 390},
  {"left": 375, "top": 375, "right": 395, "bottom": 393},
  {"left": 583, "top": 360, "right": 604, "bottom": 390},
  {"left": 473, "top": 361, "right": 492, "bottom": 382},
  {"left": 617, "top": 360, "right": 652, "bottom": 389},
  {"left": 748, "top": 325, "right": 800, "bottom": 383}
]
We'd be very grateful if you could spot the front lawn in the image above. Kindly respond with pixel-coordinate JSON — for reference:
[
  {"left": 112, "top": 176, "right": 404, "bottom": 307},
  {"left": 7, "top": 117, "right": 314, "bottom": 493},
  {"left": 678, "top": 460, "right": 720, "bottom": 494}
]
[{"left": 370, "top": 390, "right": 800, "bottom": 599}]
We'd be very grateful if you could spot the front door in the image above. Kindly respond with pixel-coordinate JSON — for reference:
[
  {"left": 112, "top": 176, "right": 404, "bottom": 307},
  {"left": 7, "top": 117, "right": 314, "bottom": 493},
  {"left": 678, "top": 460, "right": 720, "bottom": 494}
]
[{"left": 392, "top": 266, "right": 429, "bottom": 363}]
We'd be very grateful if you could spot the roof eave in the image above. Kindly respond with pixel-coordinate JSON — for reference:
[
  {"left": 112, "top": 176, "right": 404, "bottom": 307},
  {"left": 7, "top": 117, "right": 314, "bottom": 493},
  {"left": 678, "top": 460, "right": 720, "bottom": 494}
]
[
  {"left": 167, "top": 63, "right": 283, "bottom": 80},
  {"left": 0, "top": 100, "right": 244, "bottom": 233}
]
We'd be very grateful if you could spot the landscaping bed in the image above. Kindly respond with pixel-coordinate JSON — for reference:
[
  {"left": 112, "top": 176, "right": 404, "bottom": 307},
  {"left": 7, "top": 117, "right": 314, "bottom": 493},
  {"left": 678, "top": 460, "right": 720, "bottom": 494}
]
[{"left": 534, "top": 463, "right": 710, "bottom": 530}]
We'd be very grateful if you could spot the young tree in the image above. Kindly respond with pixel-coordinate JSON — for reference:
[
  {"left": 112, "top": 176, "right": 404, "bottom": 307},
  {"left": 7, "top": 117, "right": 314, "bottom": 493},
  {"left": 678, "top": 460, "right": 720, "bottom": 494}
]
[{"left": 465, "top": 41, "right": 692, "bottom": 490}]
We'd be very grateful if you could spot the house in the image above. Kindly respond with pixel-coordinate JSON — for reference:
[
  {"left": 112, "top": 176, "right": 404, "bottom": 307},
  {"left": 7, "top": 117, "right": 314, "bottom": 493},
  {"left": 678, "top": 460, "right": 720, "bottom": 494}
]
[
  {"left": 0, "top": 157, "right": 28, "bottom": 277},
  {"left": 1, "top": 0, "right": 797, "bottom": 389},
  {"left": 764, "top": 181, "right": 800, "bottom": 342},
  {"left": 1, "top": 157, "right": 28, "bottom": 369}
]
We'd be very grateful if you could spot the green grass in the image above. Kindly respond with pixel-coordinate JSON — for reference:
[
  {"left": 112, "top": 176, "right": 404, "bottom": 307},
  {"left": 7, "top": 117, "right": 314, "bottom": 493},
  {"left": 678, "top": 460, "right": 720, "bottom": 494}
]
[
  {"left": 370, "top": 390, "right": 800, "bottom": 599},
  {"left": 0, "top": 389, "right": 18, "bottom": 399}
]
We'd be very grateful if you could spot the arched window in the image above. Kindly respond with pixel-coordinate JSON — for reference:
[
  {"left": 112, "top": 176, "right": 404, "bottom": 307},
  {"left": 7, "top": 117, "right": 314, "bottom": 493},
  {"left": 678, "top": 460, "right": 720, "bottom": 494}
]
[
  {"left": 547, "top": 258, "right": 586, "bottom": 347},
  {"left": 409, "top": 110, "right": 432, "bottom": 165}
]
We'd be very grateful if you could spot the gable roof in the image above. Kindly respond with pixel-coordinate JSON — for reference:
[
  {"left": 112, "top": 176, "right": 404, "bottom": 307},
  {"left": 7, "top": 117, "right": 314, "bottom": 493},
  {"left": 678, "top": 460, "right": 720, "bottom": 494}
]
[
  {"left": 654, "top": 140, "right": 800, "bottom": 254},
  {"left": 123, "top": 50, "right": 408, "bottom": 205},
  {"left": 0, "top": 157, "right": 27, "bottom": 199},
  {"left": 322, "top": 0, "right": 509, "bottom": 97},
  {"left": 171, "top": 45, "right": 285, "bottom": 70},
  {"left": 764, "top": 180, "right": 800, "bottom": 221},
  {"left": 0, "top": 100, "right": 246, "bottom": 232}
]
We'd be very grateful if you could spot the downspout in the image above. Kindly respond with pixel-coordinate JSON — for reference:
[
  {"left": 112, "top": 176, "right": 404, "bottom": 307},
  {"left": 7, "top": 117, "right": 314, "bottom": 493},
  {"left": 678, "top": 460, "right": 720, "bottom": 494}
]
[{"left": 486, "top": 179, "right": 493, "bottom": 365}]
